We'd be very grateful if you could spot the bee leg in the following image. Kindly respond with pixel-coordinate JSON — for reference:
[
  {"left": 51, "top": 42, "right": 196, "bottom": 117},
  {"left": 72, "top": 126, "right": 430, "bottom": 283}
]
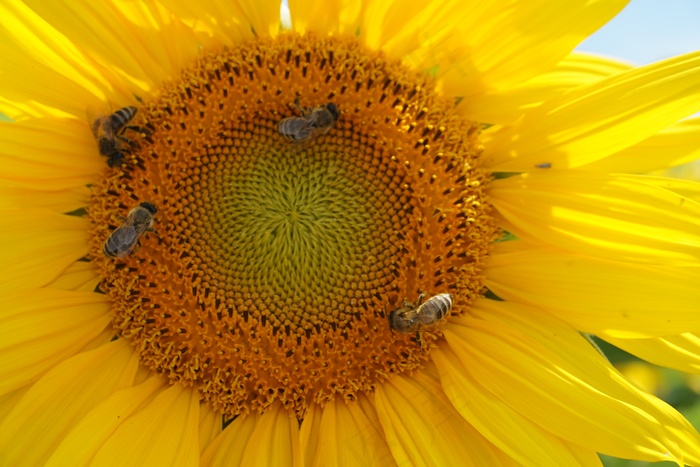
[
  {"left": 146, "top": 226, "right": 163, "bottom": 245},
  {"left": 416, "top": 293, "right": 426, "bottom": 306},
  {"left": 415, "top": 331, "right": 424, "bottom": 349},
  {"left": 123, "top": 125, "right": 152, "bottom": 135},
  {"left": 107, "top": 152, "right": 126, "bottom": 168},
  {"left": 295, "top": 128, "right": 313, "bottom": 141},
  {"left": 117, "top": 134, "right": 140, "bottom": 150},
  {"left": 293, "top": 97, "right": 312, "bottom": 117},
  {"left": 133, "top": 241, "right": 142, "bottom": 254},
  {"left": 294, "top": 97, "right": 312, "bottom": 117}
]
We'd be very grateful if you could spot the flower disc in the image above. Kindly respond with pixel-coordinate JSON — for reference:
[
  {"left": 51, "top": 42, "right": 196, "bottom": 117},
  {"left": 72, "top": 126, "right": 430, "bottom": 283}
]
[{"left": 89, "top": 33, "right": 497, "bottom": 416}]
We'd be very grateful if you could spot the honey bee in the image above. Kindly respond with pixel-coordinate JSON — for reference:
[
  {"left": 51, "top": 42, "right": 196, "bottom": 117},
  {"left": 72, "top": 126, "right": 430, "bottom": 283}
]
[
  {"left": 103, "top": 202, "right": 157, "bottom": 258},
  {"left": 278, "top": 98, "right": 339, "bottom": 142},
  {"left": 388, "top": 292, "right": 453, "bottom": 346},
  {"left": 90, "top": 106, "right": 144, "bottom": 167}
]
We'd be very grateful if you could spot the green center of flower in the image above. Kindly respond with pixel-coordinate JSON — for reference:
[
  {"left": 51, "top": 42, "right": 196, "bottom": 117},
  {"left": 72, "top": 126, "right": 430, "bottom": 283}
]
[
  {"left": 88, "top": 33, "right": 496, "bottom": 417},
  {"left": 191, "top": 135, "right": 407, "bottom": 330}
]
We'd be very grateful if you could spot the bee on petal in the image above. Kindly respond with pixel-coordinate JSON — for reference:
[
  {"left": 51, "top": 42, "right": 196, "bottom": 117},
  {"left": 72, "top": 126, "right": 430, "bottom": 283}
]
[{"left": 89, "top": 106, "right": 146, "bottom": 167}]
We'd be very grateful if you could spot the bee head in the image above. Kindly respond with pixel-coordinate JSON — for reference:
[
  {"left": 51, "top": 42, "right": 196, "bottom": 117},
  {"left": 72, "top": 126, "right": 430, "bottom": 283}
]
[
  {"left": 388, "top": 306, "right": 415, "bottom": 333},
  {"left": 326, "top": 103, "right": 340, "bottom": 120},
  {"left": 139, "top": 202, "right": 158, "bottom": 214}
]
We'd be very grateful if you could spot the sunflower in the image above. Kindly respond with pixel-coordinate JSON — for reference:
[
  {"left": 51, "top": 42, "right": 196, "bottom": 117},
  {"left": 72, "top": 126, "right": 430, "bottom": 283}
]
[{"left": 2, "top": 0, "right": 700, "bottom": 465}]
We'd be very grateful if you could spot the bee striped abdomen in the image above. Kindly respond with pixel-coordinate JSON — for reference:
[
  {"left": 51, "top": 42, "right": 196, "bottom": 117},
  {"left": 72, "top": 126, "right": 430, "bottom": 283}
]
[
  {"left": 388, "top": 292, "right": 452, "bottom": 334},
  {"left": 415, "top": 293, "right": 453, "bottom": 324},
  {"left": 91, "top": 106, "right": 140, "bottom": 168},
  {"left": 109, "top": 106, "right": 138, "bottom": 127}
]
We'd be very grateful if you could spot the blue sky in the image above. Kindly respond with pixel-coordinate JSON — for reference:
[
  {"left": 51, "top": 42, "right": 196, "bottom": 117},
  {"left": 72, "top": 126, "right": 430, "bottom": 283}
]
[{"left": 576, "top": 0, "right": 700, "bottom": 63}]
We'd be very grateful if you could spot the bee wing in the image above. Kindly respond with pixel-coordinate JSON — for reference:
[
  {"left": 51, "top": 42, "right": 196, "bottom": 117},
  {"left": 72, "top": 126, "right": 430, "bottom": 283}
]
[
  {"left": 297, "top": 111, "right": 331, "bottom": 139},
  {"left": 128, "top": 216, "right": 154, "bottom": 241},
  {"left": 304, "top": 110, "right": 335, "bottom": 136},
  {"left": 104, "top": 226, "right": 137, "bottom": 257},
  {"left": 303, "top": 125, "right": 331, "bottom": 140},
  {"left": 105, "top": 220, "right": 151, "bottom": 257},
  {"left": 305, "top": 110, "right": 324, "bottom": 127},
  {"left": 279, "top": 117, "right": 315, "bottom": 140},
  {"left": 86, "top": 103, "right": 112, "bottom": 138}
]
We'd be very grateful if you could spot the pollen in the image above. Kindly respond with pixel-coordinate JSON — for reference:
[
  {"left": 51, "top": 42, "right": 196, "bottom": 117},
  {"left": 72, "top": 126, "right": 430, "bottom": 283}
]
[{"left": 88, "top": 33, "right": 497, "bottom": 417}]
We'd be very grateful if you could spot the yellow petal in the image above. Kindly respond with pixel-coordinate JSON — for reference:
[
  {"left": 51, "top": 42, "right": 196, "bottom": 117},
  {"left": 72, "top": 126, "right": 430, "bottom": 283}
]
[
  {"left": 239, "top": 402, "right": 303, "bottom": 467},
  {"left": 0, "top": 339, "right": 141, "bottom": 466},
  {"left": 21, "top": 0, "right": 201, "bottom": 91},
  {"left": 0, "top": 118, "right": 103, "bottom": 190},
  {"left": 91, "top": 384, "right": 200, "bottom": 467},
  {"left": 582, "top": 117, "right": 700, "bottom": 173},
  {"left": 485, "top": 51, "right": 700, "bottom": 171},
  {"left": 236, "top": 0, "right": 283, "bottom": 37},
  {"left": 301, "top": 396, "right": 395, "bottom": 466},
  {"left": 0, "top": 185, "right": 89, "bottom": 212},
  {"left": 0, "top": 42, "right": 99, "bottom": 119},
  {"left": 204, "top": 404, "right": 301, "bottom": 467},
  {"left": 0, "top": 0, "right": 127, "bottom": 116},
  {"left": 288, "top": 0, "right": 366, "bottom": 37},
  {"left": 79, "top": 328, "right": 119, "bottom": 355},
  {"left": 0, "top": 386, "right": 29, "bottom": 425},
  {"left": 201, "top": 413, "right": 261, "bottom": 467},
  {"left": 288, "top": 0, "right": 342, "bottom": 34},
  {"left": 445, "top": 298, "right": 700, "bottom": 463},
  {"left": 109, "top": 1, "right": 204, "bottom": 75},
  {"left": 0, "top": 209, "right": 88, "bottom": 293},
  {"left": 629, "top": 175, "right": 700, "bottom": 202},
  {"left": 462, "top": 52, "right": 633, "bottom": 125},
  {"left": 0, "top": 288, "right": 111, "bottom": 396},
  {"left": 199, "top": 403, "right": 222, "bottom": 455},
  {"left": 375, "top": 366, "right": 513, "bottom": 465},
  {"left": 160, "top": 0, "right": 281, "bottom": 40},
  {"left": 359, "top": 1, "right": 472, "bottom": 62},
  {"left": 156, "top": 0, "right": 257, "bottom": 47},
  {"left": 486, "top": 243, "right": 700, "bottom": 338},
  {"left": 45, "top": 260, "right": 100, "bottom": 292},
  {"left": 490, "top": 172, "right": 700, "bottom": 265},
  {"left": 605, "top": 333, "right": 700, "bottom": 374},
  {"left": 46, "top": 376, "right": 166, "bottom": 467},
  {"left": 432, "top": 347, "right": 601, "bottom": 466},
  {"left": 437, "top": 0, "right": 628, "bottom": 101},
  {"left": 299, "top": 402, "right": 323, "bottom": 464},
  {"left": 0, "top": 98, "right": 48, "bottom": 121}
]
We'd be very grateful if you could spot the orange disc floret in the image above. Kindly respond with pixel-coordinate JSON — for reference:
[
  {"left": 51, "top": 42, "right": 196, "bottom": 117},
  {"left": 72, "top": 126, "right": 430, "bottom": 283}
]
[{"left": 88, "top": 33, "right": 497, "bottom": 417}]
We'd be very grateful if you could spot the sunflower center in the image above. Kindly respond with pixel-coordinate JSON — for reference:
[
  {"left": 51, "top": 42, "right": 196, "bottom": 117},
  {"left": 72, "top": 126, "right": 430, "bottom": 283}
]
[{"left": 89, "top": 33, "right": 496, "bottom": 417}]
